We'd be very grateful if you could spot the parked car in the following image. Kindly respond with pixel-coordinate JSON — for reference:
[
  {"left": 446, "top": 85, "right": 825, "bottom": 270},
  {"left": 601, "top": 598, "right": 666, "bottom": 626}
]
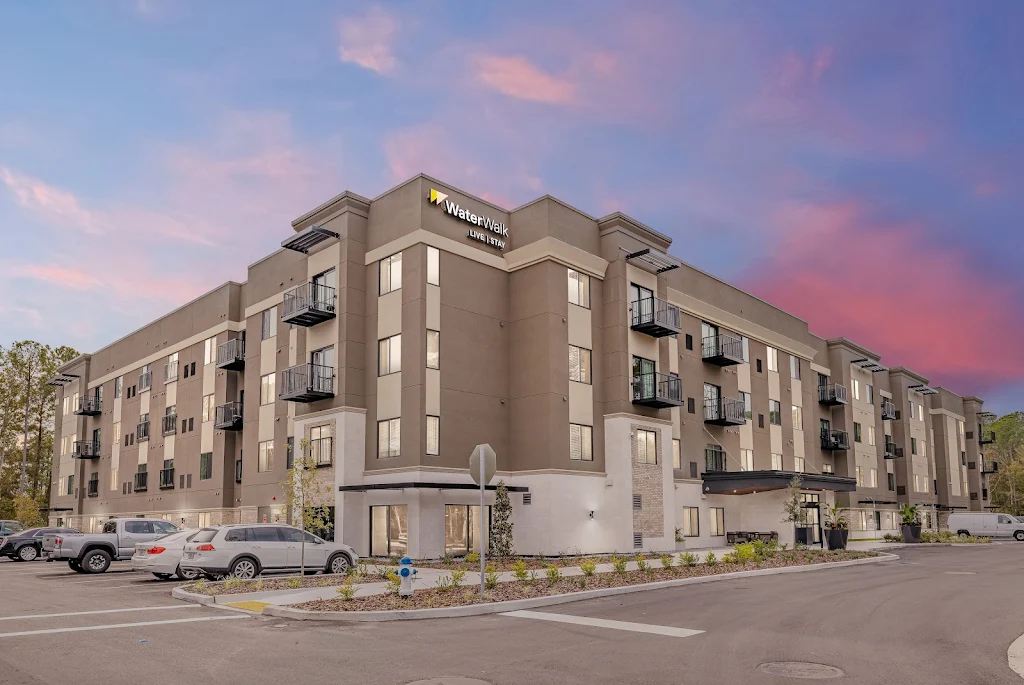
[
  {"left": 948, "top": 512, "right": 1024, "bottom": 540},
  {"left": 132, "top": 529, "right": 203, "bottom": 580},
  {"left": 1, "top": 527, "right": 80, "bottom": 561},
  {"left": 46, "top": 518, "right": 180, "bottom": 573},
  {"left": 0, "top": 521, "right": 24, "bottom": 537},
  {"left": 180, "top": 524, "right": 357, "bottom": 580}
]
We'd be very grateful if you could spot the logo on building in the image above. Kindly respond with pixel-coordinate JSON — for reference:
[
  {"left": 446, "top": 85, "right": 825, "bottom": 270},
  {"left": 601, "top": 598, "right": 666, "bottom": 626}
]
[{"left": 429, "top": 188, "right": 507, "bottom": 251}]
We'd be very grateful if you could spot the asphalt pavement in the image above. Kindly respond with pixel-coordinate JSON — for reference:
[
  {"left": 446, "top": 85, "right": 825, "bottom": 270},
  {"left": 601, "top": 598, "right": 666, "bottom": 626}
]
[{"left": 0, "top": 545, "right": 1022, "bottom": 685}]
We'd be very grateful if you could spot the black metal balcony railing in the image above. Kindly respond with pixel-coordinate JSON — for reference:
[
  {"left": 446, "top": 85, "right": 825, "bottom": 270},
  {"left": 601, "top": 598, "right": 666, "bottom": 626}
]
[
  {"left": 74, "top": 396, "right": 101, "bottom": 416},
  {"left": 821, "top": 428, "right": 850, "bottom": 451},
  {"left": 134, "top": 471, "right": 148, "bottom": 492},
  {"left": 87, "top": 479, "right": 99, "bottom": 497},
  {"left": 216, "top": 337, "right": 245, "bottom": 371},
  {"left": 704, "top": 397, "right": 746, "bottom": 426},
  {"left": 880, "top": 401, "right": 898, "bottom": 421},
  {"left": 279, "top": 364, "right": 335, "bottom": 402},
  {"left": 281, "top": 282, "right": 337, "bottom": 327},
  {"left": 701, "top": 332, "right": 745, "bottom": 366},
  {"left": 631, "top": 372, "right": 683, "bottom": 408},
  {"left": 818, "top": 383, "right": 849, "bottom": 406},
  {"left": 138, "top": 370, "right": 152, "bottom": 392},
  {"left": 234, "top": 459, "right": 242, "bottom": 484},
  {"left": 159, "top": 468, "right": 175, "bottom": 489},
  {"left": 137, "top": 420, "right": 150, "bottom": 442},
  {"left": 705, "top": 446, "right": 726, "bottom": 473},
  {"left": 883, "top": 440, "right": 904, "bottom": 459},
  {"left": 214, "top": 401, "right": 243, "bottom": 431},
  {"left": 72, "top": 441, "right": 100, "bottom": 459},
  {"left": 980, "top": 431, "right": 996, "bottom": 445},
  {"left": 161, "top": 414, "right": 177, "bottom": 436},
  {"left": 629, "top": 297, "right": 682, "bottom": 338},
  {"left": 982, "top": 461, "right": 998, "bottom": 474},
  {"left": 164, "top": 360, "right": 178, "bottom": 383},
  {"left": 308, "top": 436, "right": 334, "bottom": 467}
]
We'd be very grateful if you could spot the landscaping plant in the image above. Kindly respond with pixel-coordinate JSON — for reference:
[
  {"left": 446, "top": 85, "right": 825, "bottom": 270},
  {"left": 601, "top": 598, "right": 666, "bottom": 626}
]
[
  {"left": 545, "top": 564, "right": 563, "bottom": 585},
  {"left": 659, "top": 553, "right": 674, "bottom": 570},
  {"left": 488, "top": 481, "right": 515, "bottom": 559},
  {"left": 634, "top": 553, "right": 649, "bottom": 573},
  {"left": 336, "top": 578, "right": 357, "bottom": 600},
  {"left": 511, "top": 559, "right": 529, "bottom": 582},
  {"left": 484, "top": 565, "right": 499, "bottom": 590},
  {"left": 611, "top": 554, "right": 628, "bottom": 575},
  {"left": 279, "top": 439, "right": 331, "bottom": 577},
  {"left": 579, "top": 558, "right": 597, "bottom": 577},
  {"left": 680, "top": 551, "right": 697, "bottom": 567},
  {"left": 705, "top": 551, "right": 718, "bottom": 566}
]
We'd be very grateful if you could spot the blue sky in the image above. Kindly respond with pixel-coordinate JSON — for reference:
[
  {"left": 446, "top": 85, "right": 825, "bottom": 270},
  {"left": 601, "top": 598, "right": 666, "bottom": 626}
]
[{"left": 0, "top": 0, "right": 1022, "bottom": 412}]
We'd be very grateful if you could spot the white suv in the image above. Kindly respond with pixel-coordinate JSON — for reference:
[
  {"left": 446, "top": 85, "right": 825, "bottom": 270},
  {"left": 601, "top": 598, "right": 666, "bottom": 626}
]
[{"left": 180, "top": 524, "right": 356, "bottom": 579}]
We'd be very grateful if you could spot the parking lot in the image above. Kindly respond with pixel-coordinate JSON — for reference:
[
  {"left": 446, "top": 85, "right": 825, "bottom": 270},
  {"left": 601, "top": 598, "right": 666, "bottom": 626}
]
[{"left": 2, "top": 545, "right": 1024, "bottom": 685}]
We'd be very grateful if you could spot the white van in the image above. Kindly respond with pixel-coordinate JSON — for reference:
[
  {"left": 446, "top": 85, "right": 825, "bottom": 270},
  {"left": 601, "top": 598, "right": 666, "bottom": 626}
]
[{"left": 947, "top": 512, "right": 1024, "bottom": 540}]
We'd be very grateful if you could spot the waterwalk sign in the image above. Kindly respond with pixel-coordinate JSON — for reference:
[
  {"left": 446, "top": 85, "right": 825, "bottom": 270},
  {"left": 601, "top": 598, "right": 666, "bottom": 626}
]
[{"left": 429, "top": 189, "right": 507, "bottom": 250}]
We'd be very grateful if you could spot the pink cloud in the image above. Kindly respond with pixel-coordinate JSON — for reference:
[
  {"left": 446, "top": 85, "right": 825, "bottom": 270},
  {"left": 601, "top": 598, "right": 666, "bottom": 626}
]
[
  {"left": 10, "top": 263, "right": 101, "bottom": 290},
  {"left": 0, "top": 167, "right": 105, "bottom": 235},
  {"left": 338, "top": 6, "right": 399, "bottom": 74},
  {"left": 470, "top": 55, "right": 579, "bottom": 105},
  {"left": 973, "top": 181, "right": 998, "bottom": 198}
]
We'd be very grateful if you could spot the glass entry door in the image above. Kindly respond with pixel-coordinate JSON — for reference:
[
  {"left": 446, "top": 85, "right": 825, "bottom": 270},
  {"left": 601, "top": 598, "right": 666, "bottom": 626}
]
[
  {"left": 800, "top": 493, "right": 821, "bottom": 545},
  {"left": 632, "top": 356, "right": 655, "bottom": 400}
]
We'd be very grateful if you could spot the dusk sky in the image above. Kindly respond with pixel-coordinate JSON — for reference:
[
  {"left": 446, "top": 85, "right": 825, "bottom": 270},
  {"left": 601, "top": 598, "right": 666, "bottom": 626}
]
[{"left": 1, "top": 1, "right": 1021, "bottom": 413}]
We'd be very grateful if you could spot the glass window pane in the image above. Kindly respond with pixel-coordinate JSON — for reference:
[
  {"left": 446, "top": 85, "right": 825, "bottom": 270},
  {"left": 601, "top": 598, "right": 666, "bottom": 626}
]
[
  {"left": 390, "top": 335, "right": 401, "bottom": 374},
  {"left": 427, "top": 247, "right": 440, "bottom": 286},
  {"left": 427, "top": 330, "right": 439, "bottom": 369},
  {"left": 380, "top": 256, "right": 391, "bottom": 294},
  {"left": 371, "top": 506, "right": 389, "bottom": 556},
  {"left": 468, "top": 505, "right": 490, "bottom": 553},
  {"left": 389, "top": 505, "right": 408, "bottom": 557},
  {"left": 427, "top": 416, "right": 439, "bottom": 455},
  {"left": 389, "top": 418, "right": 401, "bottom": 456},
  {"left": 445, "top": 505, "right": 469, "bottom": 556},
  {"left": 579, "top": 273, "right": 589, "bottom": 308}
]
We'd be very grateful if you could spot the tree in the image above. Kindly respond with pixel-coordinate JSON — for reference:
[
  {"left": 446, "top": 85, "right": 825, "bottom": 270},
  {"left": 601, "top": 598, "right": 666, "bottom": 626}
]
[
  {"left": 781, "top": 475, "right": 803, "bottom": 525},
  {"left": 988, "top": 412, "right": 1024, "bottom": 516},
  {"left": 280, "top": 439, "right": 331, "bottom": 576},
  {"left": 488, "top": 480, "right": 514, "bottom": 559}
]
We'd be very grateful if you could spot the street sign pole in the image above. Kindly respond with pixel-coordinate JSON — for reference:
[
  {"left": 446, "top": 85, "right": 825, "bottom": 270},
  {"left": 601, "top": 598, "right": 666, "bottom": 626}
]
[
  {"left": 479, "top": 452, "right": 486, "bottom": 596},
  {"left": 469, "top": 443, "right": 496, "bottom": 597}
]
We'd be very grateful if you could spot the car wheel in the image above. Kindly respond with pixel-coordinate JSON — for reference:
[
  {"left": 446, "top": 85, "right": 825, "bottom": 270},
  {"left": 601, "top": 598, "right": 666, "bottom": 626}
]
[
  {"left": 1015, "top": 531, "right": 1024, "bottom": 542},
  {"left": 958, "top": 531, "right": 970, "bottom": 538},
  {"left": 82, "top": 549, "right": 111, "bottom": 574},
  {"left": 153, "top": 573, "right": 173, "bottom": 580},
  {"left": 17, "top": 545, "right": 39, "bottom": 562},
  {"left": 229, "top": 557, "right": 258, "bottom": 579},
  {"left": 175, "top": 566, "right": 200, "bottom": 581},
  {"left": 328, "top": 553, "right": 351, "bottom": 575}
]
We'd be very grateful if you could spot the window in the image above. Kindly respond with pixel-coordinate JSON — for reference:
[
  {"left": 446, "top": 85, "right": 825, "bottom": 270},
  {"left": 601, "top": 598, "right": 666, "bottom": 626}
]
[
  {"left": 66, "top": 475, "right": 75, "bottom": 496},
  {"left": 756, "top": 359, "right": 762, "bottom": 373},
  {"left": 202, "top": 394, "right": 215, "bottom": 422},
  {"left": 740, "top": 391, "right": 752, "bottom": 420},
  {"left": 740, "top": 335, "right": 750, "bottom": 363},
  {"left": 200, "top": 452, "right": 212, "bottom": 480},
  {"left": 442, "top": 504, "right": 490, "bottom": 556},
  {"left": 260, "top": 374, "right": 275, "bottom": 405},
  {"left": 769, "top": 400, "right": 781, "bottom": 426},
  {"left": 909, "top": 400, "right": 916, "bottom": 419},
  {"left": 113, "top": 421, "right": 121, "bottom": 445},
  {"left": 426, "top": 415, "right": 440, "bottom": 456},
  {"left": 286, "top": 436, "right": 294, "bottom": 469},
  {"left": 710, "top": 508, "right": 725, "bottom": 536},
  {"left": 427, "top": 246, "right": 440, "bottom": 286},
  {"left": 822, "top": 463, "right": 834, "bottom": 474},
  {"left": 958, "top": 421, "right": 964, "bottom": 438},
  {"left": 377, "top": 418, "right": 400, "bottom": 458},
  {"left": 794, "top": 456, "right": 805, "bottom": 473},
  {"left": 854, "top": 422, "right": 862, "bottom": 443},
  {"left": 672, "top": 439, "right": 681, "bottom": 469},
  {"left": 369, "top": 504, "right": 410, "bottom": 557},
  {"left": 856, "top": 466, "right": 864, "bottom": 486},
  {"left": 426, "top": 330, "right": 440, "bottom": 370},
  {"left": 680, "top": 507, "right": 699, "bottom": 537},
  {"left": 636, "top": 428, "right": 657, "bottom": 465},
  {"left": 378, "top": 334, "right": 402, "bottom": 376},
  {"left": 918, "top": 404, "right": 924, "bottom": 421},
  {"left": 771, "top": 453, "right": 783, "bottom": 471},
  {"left": 740, "top": 449, "right": 754, "bottom": 472},
  {"left": 792, "top": 405, "right": 803, "bottom": 430},
  {"left": 567, "top": 268, "right": 590, "bottom": 308},
  {"left": 920, "top": 440, "right": 926, "bottom": 456},
  {"left": 852, "top": 379, "right": 860, "bottom": 401},
  {"left": 379, "top": 252, "right": 402, "bottom": 295},
  {"left": 685, "top": 334, "right": 693, "bottom": 350},
  {"left": 766, "top": 346, "right": 778, "bottom": 372},
  {"left": 568, "top": 345, "right": 592, "bottom": 384},
  {"left": 868, "top": 425, "right": 875, "bottom": 446},
  {"left": 887, "top": 473, "right": 895, "bottom": 490},
  {"left": 911, "top": 437, "right": 917, "bottom": 455},
  {"left": 110, "top": 468, "right": 118, "bottom": 491},
  {"left": 204, "top": 337, "right": 216, "bottom": 365},
  {"left": 258, "top": 440, "right": 274, "bottom": 473},
  {"left": 790, "top": 355, "right": 801, "bottom": 379},
  {"left": 569, "top": 424, "right": 593, "bottom": 461},
  {"left": 114, "top": 376, "right": 122, "bottom": 399},
  {"left": 261, "top": 306, "right": 278, "bottom": 340},
  {"left": 869, "top": 468, "right": 878, "bottom": 488},
  {"left": 865, "top": 384, "right": 873, "bottom": 405}
]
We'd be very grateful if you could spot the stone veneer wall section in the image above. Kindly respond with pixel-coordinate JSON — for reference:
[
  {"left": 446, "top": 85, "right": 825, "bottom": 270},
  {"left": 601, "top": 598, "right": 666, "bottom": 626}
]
[{"left": 630, "top": 423, "right": 665, "bottom": 537}]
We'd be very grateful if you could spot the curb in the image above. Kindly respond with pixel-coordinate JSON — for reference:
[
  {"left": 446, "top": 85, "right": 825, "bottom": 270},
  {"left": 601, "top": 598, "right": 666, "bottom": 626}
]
[
  {"left": 261, "top": 553, "right": 899, "bottom": 622},
  {"left": 172, "top": 587, "right": 216, "bottom": 605}
]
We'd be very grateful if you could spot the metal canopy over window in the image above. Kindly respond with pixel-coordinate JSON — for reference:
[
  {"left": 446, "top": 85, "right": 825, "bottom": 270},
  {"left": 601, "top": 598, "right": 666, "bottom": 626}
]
[
  {"left": 47, "top": 373, "right": 79, "bottom": 386},
  {"left": 338, "top": 482, "right": 529, "bottom": 493},
  {"left": 281, "top": 225, "right": 340, "bottom": 254},
  {"left": 702, "top": 470, "right": 856, "bottom": 495},
  {"left": 907, "top": 384, "right": 938, "bottom": 395},
  {"left": 978, "top": 411, "right": 997, "bottom": 421},
  {"left": 851, "top": 358, "right": 888, "bottom": 373},
  {"left": 625, "top": 247, "right": 680, "bottom": 274}
]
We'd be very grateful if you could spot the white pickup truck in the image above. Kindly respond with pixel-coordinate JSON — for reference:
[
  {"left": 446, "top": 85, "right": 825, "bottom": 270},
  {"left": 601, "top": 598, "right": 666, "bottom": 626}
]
[{"left": 45, "top": 518, "right": 180, "bottom": 573}]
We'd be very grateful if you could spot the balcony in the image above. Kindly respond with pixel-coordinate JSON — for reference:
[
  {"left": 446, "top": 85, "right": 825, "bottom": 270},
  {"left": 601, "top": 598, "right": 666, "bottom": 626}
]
[
  {"left": 631, "top": 372, "right": 683, "bottom": 408},
  {"left": 629, "top": 297, "right": 681, "bottom": 338},
  {"left": 159, "top": 468, "right": 175, "bottom": 489},
  {"left": 281, "top": 282, "right": 337, "bottom": 327},
  {"left": 818, "top": 383, "right": 848, "bottom": 406},
  {"left": 214, "top": 401, "right": 243, "bottom": 431},
  {"left": 216, "top": 337, "right": 245, "bottom": 371},
  {"left": 161, "top": 414, "right": 178, "bottom": 436},
  {"left": 980, "top": 431, "right": 995, "bottom": 445},
  {"left": 134, "top": 471, "right": 148, "bottom": 492},
  {"left": 883, "top": 440, "right": 904, "bottom": 459},
  {"left": 279, "top": 364, "right": 335, "bottom": 403},
  {"left": 880, "top": 401, "right": 898, "bottom": 421},
  {"left": 704, "top": 397, "right": 746, "bottom": 426},
  {"left": 705, "top": 446, "right": 727, "bottom": 473},
  {"left": 308, "top": 436, "right": 334, "bottom": 467},
  {"left": 821, "top": 429, "right": 850, "bottom": 451},
  {"left": 137, "top": 420, "right": 150, "bottom": 442},
  {"left": 164, "top": 360, "right": 178, "bottom": 384},
  {"left": 72, "top": 441, "right": 100, "bottom": 459},
  {"left": 701, "top": 332, "right": 745, "bottom": 366},
  {"left": 982, "top": 461, "right": 998, "bottom": 474},
  {"left": 74, "top": 396, "right": 101, "bottom": 416},
  {"left": 87, "top": 479, "right": 98, "bottom": 497},
  {"left": 138, "top": 370, "right": 152, "bottom": 393}
]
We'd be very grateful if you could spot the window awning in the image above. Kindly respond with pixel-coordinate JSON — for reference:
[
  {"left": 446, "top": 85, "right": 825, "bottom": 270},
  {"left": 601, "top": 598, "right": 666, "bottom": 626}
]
[
  {"left": 702, "top": 470, "right": 856, "bottom": 495},
  {"left": 339, "top": 482, "right": 529, "bottom": 493},
  {"left": 625, "top": 248, "right": 680, "bottom": 274},
  {"left": 282, "top": 225, "right": 340, "bottom": 254},
  {"left": 907, "top": 384, "right": 938, "bottom": 395},
  {"left": 858, "top": 499, "right": 898, "bottom": 505},
  {"left": 851, "top": 358, "right": 888, "bottom": 373},
  {"left": 46, "top": 373, "right": 79, "bottom": 386}
]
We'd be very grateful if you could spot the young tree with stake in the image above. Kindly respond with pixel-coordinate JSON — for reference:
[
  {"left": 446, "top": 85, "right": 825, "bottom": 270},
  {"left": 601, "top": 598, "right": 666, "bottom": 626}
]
[{"left": 280, "top": 438, "right": 331, "bottom": 576}]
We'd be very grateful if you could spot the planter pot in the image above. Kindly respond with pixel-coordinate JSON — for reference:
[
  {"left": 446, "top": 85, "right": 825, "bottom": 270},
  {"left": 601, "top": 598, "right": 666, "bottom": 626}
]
[
  {"left": 825, "top": 528, "right": 849, "bottom": 550},
  {"left": 675, "top": 539, "right": 687, "bottom": 552},
  {"left": 901, "top": 524, "right": 922, "bottom": 543},
  {"left": 795, "top": 527, "right": 812, "bottom": 546}
]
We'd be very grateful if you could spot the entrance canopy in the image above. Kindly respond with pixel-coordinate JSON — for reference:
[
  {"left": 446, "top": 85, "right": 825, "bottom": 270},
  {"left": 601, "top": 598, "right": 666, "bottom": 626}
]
[
  {"left": 338, "top": 482, "right": 529, "bottom": 493},
  {"left": 702, "top": 470, "right": 856, "bottom": 495}
]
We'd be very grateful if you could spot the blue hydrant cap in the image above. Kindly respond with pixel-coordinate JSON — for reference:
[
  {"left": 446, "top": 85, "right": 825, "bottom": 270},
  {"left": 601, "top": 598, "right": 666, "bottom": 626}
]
[{"left": 400, "top": 556, "right": 412, "bottom": 565}]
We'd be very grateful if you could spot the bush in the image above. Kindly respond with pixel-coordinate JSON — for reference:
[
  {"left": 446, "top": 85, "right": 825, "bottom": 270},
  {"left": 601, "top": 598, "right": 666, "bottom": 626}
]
[
  {"left": 545, "top": 564, "right": 563, "bottom": 585},
  {"left": 336, "top": 578, "right": 357, "bottom": 600},
  {"left": 634, "top": 553, "right": 649, "bottom": 573},
  {"left": 659, "top": 553, "right": 675, "bottom": 570},
  {"left": 287, "top": 576, "right": 303, "bottom": 589},
  {"left": 450, "top": 568, "right": 467, "bottom": 586},
  {"left": 882, "top": 533, "right": 902, "bottom": 542},
  {"left": 511, "top": 559, "right": 529, "bottom": 582},
  {"left": 704, "top": 551, "right": 718, "bottom": 566},
  {"left": 386, "top": 571, "right": 402, "bottom": 595},
  {"left": 526, "top": 569, "right": 538, "bottom": 585},
  {"left": 680, "top": 551, "right": 697, "bottom": 567},
  {"left": 465, "top": 552, "right": 480, "bottom": 564},
  {"left": 611, "top": 555, "right": 628, "bottom": 575},
  {"left": 224, "top": 578, "right": 244, "bottom": 590},
  {"left": 580, "top": 558, "right": 597, "bottom": 577},
  {"left": 732, "top": 542, "right": 757, "bottom": 563},
  {"left": 484, "top": 565, "right": 500, "bottom": 590},
  {"left": 721, "top": 551, "right": 739, "bottom": 564}
]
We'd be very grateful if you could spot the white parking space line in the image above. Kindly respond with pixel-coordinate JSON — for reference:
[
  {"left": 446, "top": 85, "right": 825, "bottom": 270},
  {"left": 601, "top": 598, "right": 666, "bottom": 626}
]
[
  {"left": 500, "top": 610, "right": 705, "bottom": 638},
  {"left": 0, "top": 614, "right": 247, "bottom": 638},
  {"left": 0, "top": 605, "right": 200, "bottom": 621},
  {"left": 98, "top": 583, "right": 183, "bottom": 590},
  {"left": 65, "top": 575, "right": 147, "bottom": 584}
]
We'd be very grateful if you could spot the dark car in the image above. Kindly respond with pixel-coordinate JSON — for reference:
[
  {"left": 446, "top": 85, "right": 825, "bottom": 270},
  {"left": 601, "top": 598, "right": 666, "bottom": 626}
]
[{"left": 1, "top": 527, "right": 80, "bottom": 562}]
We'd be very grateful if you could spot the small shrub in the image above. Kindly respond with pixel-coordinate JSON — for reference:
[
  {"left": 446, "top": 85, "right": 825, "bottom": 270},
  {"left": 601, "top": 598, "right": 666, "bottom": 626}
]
[
  {"left": 358, "top": 560, "right": 369, "bottom": 578},
  {"left": 704, "top": 551, "right": 718, "bottom": 566},
  {"left": 436, "top": 574, "right": 455, "bottom": 593},
  {"left": 526, "top": 569, "right": 538, "bottom": 585},
  {"left": 386, "top": 570, "right": 402, "bottom": 595},
  {"left": 675, "top": 527, "right": 683, "bottom": 543},
  {"left": 192, "top": 578, "right": 208, "bottom": 593},
  {"left": 336, "top": 578, "right": 357, "bottom": 600},
  {"left": 511, "top": 559, "right": 529, "bottom": 582},
  {"left": 580, "top": 558, "right": 597, "bottom": 577},
  {"left": 287, "top": 576, "right": 303, "bottom": 589},
  {"left": 611, "top": 555, "right": 628, "bottom": 575},
  {"left": 252, "top": 578, "right": 265, "bottom": 591},
  {"left": 223, "top": 578, "right": 244, "bottom": 590},
  {"left": 659, "top": 553, "right": 675, "bottom": 570},
  {"left": 779, "top": 542, "right": 789, "bottom": 551},
  {"left": 732, "top": 543, "right": 757, "bottom": 563},
  {"left": 378, "top": 565, "right": 395, "bottom": 580},
  {"left": 441, "top": 554, "right": 454, "bottom": 566},
  {"left": 882, "top": 533, "right": 901, "bottom": 542},
  {"left": 465, "top": 552, "right": 480, "bottom": 564},
  {"left": 484, "top": 565, "right": 499, "bottom": 590},
  {"left": 634, "top": 553, "right": 649, "bottom": 573},
  {"left": 578, "top": 576, "right": 587, "bottom": 589},
  {"left": 680, "top": 551, "right": 697, "bottom": 567},
  {"left": 450, "top": 568, "right": 467, "bottom": 586},
  {"left": 721, "top": 551, "right": 739, "bottom": 564},
  {"left": 545, "top": 564, "right": 563, "bottom": 585}
]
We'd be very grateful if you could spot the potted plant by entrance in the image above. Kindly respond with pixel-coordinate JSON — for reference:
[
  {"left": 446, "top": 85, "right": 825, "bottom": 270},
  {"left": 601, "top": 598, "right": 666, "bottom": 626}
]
[
  {"left": 822, "top": 503, "right": 849, "bottom": 550},
  {"left": 900, "top": 504, "right": 922, "bottom": 543}
]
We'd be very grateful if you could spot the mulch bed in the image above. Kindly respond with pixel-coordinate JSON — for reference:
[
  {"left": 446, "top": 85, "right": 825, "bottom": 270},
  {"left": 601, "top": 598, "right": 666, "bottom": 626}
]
[
  {"left": 411, "top": 555, "right": 618, "bottom": 572},
  {"left": 294, "top": 550, "right": 880, "bottom": 612},
  {"left": 184, "top": 573, "right": 354, "bottom": 596}
]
